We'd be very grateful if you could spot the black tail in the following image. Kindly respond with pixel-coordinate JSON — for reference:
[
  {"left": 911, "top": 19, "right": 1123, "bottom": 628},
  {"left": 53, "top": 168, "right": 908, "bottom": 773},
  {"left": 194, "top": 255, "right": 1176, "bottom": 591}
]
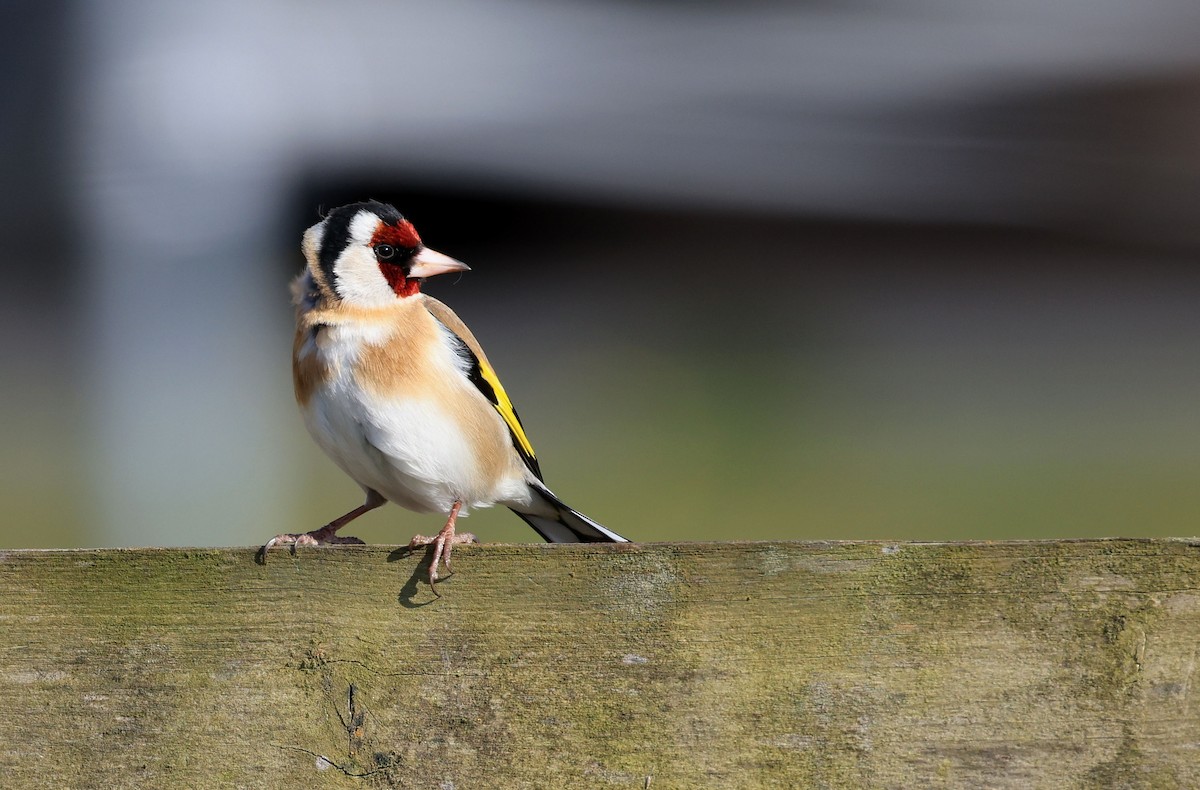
[{"left": 510, "top": 484, "right": 628, "bottom": 543}]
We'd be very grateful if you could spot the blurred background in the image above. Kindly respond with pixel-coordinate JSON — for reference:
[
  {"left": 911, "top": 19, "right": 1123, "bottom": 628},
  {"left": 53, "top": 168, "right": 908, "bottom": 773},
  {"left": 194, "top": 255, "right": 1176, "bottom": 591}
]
[{"left": 4, "top": 1, "right": 1200, "bottom": 549}]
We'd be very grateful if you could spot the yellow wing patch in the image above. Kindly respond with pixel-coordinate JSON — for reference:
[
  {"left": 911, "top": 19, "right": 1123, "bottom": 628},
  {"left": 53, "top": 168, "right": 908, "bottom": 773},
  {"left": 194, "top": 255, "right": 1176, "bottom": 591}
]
[
  {"left": 422, "top": 296, "right": 543, "bottom": 480},
  {"left": 478, "top": 358, "right": 537, "bottom": 462}
]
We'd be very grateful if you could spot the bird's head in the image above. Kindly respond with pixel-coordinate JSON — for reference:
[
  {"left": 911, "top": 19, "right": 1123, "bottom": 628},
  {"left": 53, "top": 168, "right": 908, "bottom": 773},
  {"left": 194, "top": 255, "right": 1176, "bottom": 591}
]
[{"left": 301, "top": 200, "right": 468, "bottom": 307}]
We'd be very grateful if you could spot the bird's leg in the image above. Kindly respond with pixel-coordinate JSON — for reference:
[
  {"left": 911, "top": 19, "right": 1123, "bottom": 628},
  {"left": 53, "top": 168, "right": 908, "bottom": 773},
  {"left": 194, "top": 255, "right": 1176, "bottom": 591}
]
[
  {"left": 262, "top": 490, "right": 385, "bottom": 553},
  {"left": 408, "top": 501, "right": 477, "bottom": 590}
]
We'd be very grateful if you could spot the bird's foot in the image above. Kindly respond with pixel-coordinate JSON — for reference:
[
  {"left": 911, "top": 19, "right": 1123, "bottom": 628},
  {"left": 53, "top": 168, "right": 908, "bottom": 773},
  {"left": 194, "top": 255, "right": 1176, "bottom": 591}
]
[
  {"left": 262, "top": 524, "right": 366, "bottom": 554},
  {"left": 408, "top": 503, "right": 475, "bottom": 591}
]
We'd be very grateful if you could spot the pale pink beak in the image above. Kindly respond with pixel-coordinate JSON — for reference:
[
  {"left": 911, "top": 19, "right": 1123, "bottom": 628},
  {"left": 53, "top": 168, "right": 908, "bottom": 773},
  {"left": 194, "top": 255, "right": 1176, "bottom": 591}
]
[{"left": 408, "top": 247, "right": 470, "bottom": 278}]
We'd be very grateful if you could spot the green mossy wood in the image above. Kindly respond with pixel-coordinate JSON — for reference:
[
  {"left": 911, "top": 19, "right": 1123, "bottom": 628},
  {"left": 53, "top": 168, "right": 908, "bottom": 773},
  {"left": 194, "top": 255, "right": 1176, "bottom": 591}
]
[{"left": 2, "top": 540, "right": 1199, "bottom": 788}]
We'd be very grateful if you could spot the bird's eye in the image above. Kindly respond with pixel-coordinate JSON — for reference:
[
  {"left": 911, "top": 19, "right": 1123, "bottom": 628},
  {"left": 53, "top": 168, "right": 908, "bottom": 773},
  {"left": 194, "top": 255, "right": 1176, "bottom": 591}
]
[{"left": 374, "top": 244, "right": 396, "bottom": 260}]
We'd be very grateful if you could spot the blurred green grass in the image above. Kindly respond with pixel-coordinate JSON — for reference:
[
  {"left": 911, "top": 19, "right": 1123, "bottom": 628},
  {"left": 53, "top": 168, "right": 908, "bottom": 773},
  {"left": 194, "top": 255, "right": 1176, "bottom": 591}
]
[{"left": 6, "top": 342, "right": 1198, "bottom": 549}]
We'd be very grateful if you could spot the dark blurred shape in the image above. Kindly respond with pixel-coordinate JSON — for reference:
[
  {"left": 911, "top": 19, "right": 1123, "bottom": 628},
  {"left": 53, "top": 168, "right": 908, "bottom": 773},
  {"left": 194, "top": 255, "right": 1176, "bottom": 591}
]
[
  {"left": 287, "top": 178, "right": 606, "bottom": 270},
  {"left": 0, "top": 4, "right": 74, "bottom": 288},
  {"left": 976, "top": 72, "right": 1200, "bottom": 247}
]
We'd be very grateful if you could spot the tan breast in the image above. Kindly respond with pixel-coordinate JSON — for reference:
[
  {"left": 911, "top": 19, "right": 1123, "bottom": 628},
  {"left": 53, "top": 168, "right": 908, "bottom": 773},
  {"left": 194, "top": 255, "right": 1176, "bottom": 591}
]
[
  {"left": 293, "top": 296, "right": 522, "bottom": 494},
  {"left": 354, "top": 302, "right": 519, "bottom": 488}
]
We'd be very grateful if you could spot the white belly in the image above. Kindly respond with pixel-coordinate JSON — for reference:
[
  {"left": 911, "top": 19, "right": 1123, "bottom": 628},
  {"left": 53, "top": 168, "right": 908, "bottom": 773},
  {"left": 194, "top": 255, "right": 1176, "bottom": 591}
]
[{"left": 298, "top": 324, "right": 526, "bottom": 515}]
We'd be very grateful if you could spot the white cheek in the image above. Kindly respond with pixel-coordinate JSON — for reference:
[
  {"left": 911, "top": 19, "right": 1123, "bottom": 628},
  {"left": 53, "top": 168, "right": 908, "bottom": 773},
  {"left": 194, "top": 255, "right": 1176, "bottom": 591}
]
[
  {"left": 329, "top": 211, "right": 400, "bottom": 306},
  {"left": 334, "top": 246, "right": 396, "bottom": 307}
]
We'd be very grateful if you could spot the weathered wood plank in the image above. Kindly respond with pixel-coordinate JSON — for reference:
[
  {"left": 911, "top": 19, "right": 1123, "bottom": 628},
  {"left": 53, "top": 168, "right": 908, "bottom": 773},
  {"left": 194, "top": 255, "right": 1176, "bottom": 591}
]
[{"left": 1, "top": 540, "right": 1198, "bottom": 788}]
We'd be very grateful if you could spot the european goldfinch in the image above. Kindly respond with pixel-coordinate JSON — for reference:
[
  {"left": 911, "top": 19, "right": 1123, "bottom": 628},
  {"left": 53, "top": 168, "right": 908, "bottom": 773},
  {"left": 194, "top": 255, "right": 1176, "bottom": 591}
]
[{"left": 264, "top": 200, "right": 627, "bottom": 585}]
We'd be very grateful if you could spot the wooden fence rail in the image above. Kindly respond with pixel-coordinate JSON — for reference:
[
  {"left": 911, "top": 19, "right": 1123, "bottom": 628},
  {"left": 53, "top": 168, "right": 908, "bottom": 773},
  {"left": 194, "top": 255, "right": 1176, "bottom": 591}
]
[{"left": 2, "top": 539, "right": 1199, "bottom": 788}]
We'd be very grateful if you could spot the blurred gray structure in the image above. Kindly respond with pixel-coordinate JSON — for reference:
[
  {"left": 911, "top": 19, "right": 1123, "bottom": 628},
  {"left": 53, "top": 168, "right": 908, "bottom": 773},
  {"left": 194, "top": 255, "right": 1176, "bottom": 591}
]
[{"left": 5, "top": 1, "right": 1200, "bottom": 546}]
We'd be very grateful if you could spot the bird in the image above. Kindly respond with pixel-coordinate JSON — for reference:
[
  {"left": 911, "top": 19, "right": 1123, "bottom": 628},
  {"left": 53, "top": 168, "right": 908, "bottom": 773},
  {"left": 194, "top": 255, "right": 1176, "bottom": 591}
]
[{"left": 263, "top": 200, "right": 627, "bottom": 587}]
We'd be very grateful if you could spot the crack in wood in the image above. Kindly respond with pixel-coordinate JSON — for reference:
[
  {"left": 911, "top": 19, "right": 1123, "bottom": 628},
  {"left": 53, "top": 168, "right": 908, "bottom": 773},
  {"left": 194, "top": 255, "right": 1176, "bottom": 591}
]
[{"left": 272, "top": 743, "right": 381, "bottom": 779}]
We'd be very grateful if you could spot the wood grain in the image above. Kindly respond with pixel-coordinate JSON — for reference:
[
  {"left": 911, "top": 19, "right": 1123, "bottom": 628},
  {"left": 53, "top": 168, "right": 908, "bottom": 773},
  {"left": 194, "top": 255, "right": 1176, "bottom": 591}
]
[{"left": 1, "top": 540, "right": 1198, "bottom": 788}]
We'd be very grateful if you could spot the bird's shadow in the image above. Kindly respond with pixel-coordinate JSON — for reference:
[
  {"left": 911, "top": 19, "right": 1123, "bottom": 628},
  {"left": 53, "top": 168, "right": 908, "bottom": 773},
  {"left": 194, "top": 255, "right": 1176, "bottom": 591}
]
[{"left": 387, "top": 545, "right": 449, "bottom": 608}]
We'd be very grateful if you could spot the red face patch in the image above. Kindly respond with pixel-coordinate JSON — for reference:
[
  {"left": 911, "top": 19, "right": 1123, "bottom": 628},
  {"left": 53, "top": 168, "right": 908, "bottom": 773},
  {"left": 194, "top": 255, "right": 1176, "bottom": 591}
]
[
  {"left": 378, "top": 265, "right": 421, "bottom": 297},
  {"left": 370, "top": 219, "right": 422, "bottom": 249},
  {"left": 370, "top": 219, "right": 424, "bottom": 297}
]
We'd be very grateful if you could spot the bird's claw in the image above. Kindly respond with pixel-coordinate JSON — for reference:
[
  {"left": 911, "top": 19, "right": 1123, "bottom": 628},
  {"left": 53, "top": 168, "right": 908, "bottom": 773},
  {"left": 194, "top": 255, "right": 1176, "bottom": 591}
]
[
  {"left": 408, "top": 531, "right": 477, "bottom": 591},
  {"left": 261, "top": 528, "right": 366, "bottom": 556}
]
